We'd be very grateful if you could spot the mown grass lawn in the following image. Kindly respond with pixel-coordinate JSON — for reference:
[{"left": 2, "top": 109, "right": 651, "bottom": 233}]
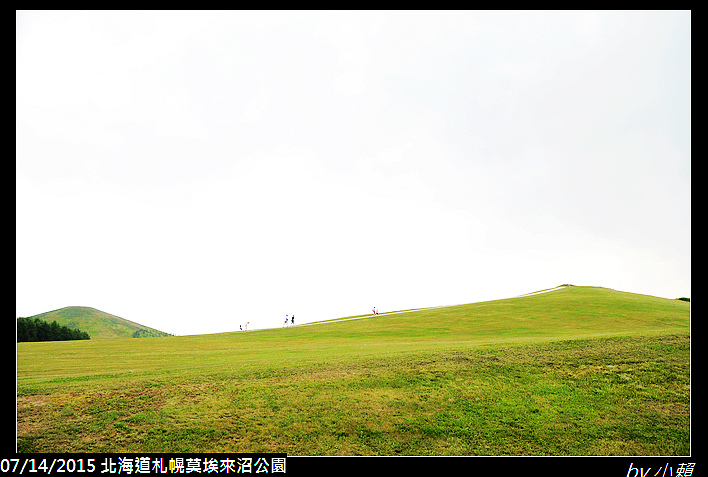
[{"left": 17, "top": 287, "right": 690, "bottom": 455}]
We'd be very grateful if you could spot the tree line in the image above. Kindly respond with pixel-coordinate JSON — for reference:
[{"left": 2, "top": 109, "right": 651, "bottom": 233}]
[
  {"left": 17, "top": 317, "right": 91, "bottom": 342},
  {"left": 132, "top": 328, "right": 172, "bottom": 338}
]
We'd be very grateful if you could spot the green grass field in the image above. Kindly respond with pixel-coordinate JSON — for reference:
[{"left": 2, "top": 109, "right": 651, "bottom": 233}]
[{"left": 16, "top": 286, "right": 690, "bottom": 455}]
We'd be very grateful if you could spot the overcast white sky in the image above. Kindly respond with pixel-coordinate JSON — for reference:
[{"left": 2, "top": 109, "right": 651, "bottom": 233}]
[{"left": 16, "top": 11, "right": 690, "bottom": 335}]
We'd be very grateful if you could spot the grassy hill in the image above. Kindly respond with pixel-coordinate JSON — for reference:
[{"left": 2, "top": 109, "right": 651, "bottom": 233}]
[
  {"left": 16, "top": 286, "right": 690, "bottom": 455},
  {"left": 26, "top": 306, "right": 170, "bottom": 339}
]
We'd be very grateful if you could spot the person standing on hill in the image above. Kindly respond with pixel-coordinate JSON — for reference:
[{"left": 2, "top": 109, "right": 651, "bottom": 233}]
[{"left": 291, "top": 315, "right": 295, "bottom": 325}]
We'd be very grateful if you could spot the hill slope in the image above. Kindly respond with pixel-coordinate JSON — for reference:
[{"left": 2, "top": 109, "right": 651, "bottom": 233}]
[
  {"left": 26, "top": 306, "right": 170, "bottom": 339},
  {"left": 17, "top": 286, "right": 690, "bottom": 383},
  {"left": 297, "top": 285, "right": 689, "bottom": 344}
]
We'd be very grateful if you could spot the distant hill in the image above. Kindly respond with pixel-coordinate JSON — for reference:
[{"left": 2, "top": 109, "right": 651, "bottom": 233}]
[{"left": 25, "top": 307, "right": 170, "bottom": 339}]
